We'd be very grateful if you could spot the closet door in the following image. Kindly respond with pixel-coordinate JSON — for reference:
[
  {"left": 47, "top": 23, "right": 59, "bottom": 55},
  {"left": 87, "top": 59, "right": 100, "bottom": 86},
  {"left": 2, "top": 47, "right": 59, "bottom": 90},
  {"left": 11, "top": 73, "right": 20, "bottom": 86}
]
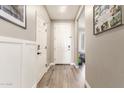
[{"left": 36, "top": 15, "right": 48, "bottom": 81}]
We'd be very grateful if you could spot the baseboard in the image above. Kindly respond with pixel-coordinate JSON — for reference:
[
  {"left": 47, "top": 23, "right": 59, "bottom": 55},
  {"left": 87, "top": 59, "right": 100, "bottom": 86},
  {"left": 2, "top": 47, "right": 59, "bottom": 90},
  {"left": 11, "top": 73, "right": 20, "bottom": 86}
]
[
  {"left": 49, "top": 62, "right": 55, "bottom": 66},
  {"left": 70, "top": 62, "right": 76, "bottom": 65},
  {"left": 54, "top": 63, "right": 71, "bottom": 65},
  {"left": 35, "top": 72, "right": 46, "bottom": 88},
  {"left": 54, "top": 62, "right": 80, "bottom": 69},
  {"left": 54, "top": 62, "right": 77, "bottom": 66},
  {"left": 46, "top": 62, "right": 55, "bottom": 73},
  {"left": 35, "top": 62, "right": 55, "bottom": 88},
  {"left": 70, "top": 62, "right": 79, "bottom": 68},
  {"left": 85, "top": 80, "right": 91, "bottom": 88},
  {"left": 32, "top": 83, "right": 37, "bottom": 88}
]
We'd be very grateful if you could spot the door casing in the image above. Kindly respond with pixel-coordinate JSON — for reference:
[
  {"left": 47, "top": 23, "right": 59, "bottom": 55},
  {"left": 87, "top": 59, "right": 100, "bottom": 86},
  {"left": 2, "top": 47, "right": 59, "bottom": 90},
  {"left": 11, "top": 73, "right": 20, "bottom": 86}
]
[
  {"left": 53, "top": 21, "right": 74, "bottom": 64},
  {"left": 36, "top": 14, "right": 48, "bottom": 81}
]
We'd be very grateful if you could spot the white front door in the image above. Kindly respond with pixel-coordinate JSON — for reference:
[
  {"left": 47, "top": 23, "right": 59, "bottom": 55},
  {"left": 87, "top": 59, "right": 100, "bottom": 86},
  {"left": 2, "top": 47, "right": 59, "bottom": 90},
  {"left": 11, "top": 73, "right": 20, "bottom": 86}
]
[
  {"left": 54, "top": 22, "right": 72, "bottom": 64},
  {"left": 36, "top": 15, "right": 47, "bottom": 81}
]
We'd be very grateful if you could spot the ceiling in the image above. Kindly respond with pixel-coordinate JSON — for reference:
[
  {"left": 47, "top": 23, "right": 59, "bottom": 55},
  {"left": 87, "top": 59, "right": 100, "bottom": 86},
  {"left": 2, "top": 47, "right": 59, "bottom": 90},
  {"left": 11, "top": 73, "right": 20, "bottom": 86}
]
[{"left": 45, "top": 5, "right": 80, "bottom": 20}]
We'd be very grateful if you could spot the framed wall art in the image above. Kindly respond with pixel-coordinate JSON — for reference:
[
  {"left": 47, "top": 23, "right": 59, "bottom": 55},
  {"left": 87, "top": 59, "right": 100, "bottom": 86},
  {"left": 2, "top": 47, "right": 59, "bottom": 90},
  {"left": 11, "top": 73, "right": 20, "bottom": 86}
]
[
  {"left": 93, "top": 5, "right": 122, "bottom": 35},
  {"left": 0, "top": 5, "right": 26, "bottom": 29}
]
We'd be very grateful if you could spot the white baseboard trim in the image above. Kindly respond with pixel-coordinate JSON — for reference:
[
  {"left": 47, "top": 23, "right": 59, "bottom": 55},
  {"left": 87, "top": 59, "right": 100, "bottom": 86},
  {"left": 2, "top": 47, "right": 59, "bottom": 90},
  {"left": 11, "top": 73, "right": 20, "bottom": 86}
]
[
  {"left": 53, "top": 62, "right": 77, "bottom": 66},
  {"left": 49, "top": 62, "right": 55, "bottom": 66},
  {"left": 70, "top": 62, "right": 76, "bottom": 65},
  {"left": 32, "top": 83, "right": 37, "bottom": 88},
  {"left": 51, "top": 62, "right": 80, "bottom": 69},
  {"left": 46, "top": 63, "right": 55, "bottom": 73},
  {"left": 35, "top": 62, "right": 55, "bottom": 87},
  {"left": 54, "top": 63, "right": 71, "bottom": 65},
  {"left": 70, "top": 62, "right": 79, "bottom": 68},
  {"left": 85, "top": 80, "right": 91, "bottom": 88},
  {"left": 0, "top": 36, "right": 36, "bottom": 44}
]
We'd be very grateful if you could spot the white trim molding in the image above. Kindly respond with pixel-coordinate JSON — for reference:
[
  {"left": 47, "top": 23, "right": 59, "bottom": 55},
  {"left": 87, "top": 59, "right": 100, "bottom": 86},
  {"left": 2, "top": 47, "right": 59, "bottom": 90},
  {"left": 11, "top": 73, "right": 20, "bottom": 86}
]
[
  {"left": 0, "top": 36, "right": 36, "bottom": 45},
  {"left": 35, "top": 62, "right": 55, "bottom": 87},
  {"left": 85, "top": 80, "right": 91, "bottom": 88},
  {"left": 75, "top": 5, "right": 84, "bottom": 21},
  {"left": 0, "top": 36, "right": 38, "bottom": 88}
]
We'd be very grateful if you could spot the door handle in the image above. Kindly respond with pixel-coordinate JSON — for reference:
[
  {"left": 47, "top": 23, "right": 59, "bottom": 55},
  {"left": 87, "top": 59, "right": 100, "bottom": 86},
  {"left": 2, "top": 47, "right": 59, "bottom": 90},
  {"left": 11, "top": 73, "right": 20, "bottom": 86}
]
[
  {"left": 37, "top": 52, "right": 41, "bottom": 55},
  {"left": 45, "top": 46, "right": 47, "bottom": 49}
]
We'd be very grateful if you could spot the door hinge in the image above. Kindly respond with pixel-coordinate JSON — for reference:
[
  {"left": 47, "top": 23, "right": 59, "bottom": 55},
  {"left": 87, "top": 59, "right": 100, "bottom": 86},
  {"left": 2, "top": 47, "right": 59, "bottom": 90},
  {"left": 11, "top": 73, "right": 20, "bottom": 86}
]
[{"left": 45, "top": 46, "right": 47, "bottom": 49}]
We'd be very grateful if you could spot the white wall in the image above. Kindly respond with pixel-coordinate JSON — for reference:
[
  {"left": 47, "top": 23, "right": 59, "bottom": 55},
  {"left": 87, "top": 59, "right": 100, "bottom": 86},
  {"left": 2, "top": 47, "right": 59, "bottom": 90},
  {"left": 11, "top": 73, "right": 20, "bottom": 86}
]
[
  {"left": 85, "top": 5, "right": 124, "bottom": 88},
  {"left": 0, "top": 36, "right": 37, "bottom": 88},
  {"left": 0, "top": 6, "right": 50, "bottom": 41},
  {"left": 0, "top": 41, "right": 22, "bottom": 87},
  {"left": 0, "top": 5, "right": 51, "bottom": 88},
  {"left": 0, "top": 5, "right": 51, "bottom": 64},
  {"left": 0, "top": 36, "right": 49, "bottom": 88},
  {"left": 47, "top": 21, "right": 51, "bottom": 65}
]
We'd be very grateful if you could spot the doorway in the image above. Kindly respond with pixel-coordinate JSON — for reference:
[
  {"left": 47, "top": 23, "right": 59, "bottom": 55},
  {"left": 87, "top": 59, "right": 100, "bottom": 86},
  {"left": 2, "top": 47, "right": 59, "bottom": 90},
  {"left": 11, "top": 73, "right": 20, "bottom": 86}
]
[
  {"left": 53, "top": 22, "right": 73, "bottom": 64},
  {"left": 36, "top": 14, "right": 48, "bottom": 80}
]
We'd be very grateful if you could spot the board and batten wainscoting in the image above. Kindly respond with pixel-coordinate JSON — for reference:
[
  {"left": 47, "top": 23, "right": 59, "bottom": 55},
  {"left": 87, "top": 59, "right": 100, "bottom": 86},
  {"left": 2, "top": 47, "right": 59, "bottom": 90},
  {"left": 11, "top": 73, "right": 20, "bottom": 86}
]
[{"left": 0, "top": 36, "right": 45, "bottom": 88}]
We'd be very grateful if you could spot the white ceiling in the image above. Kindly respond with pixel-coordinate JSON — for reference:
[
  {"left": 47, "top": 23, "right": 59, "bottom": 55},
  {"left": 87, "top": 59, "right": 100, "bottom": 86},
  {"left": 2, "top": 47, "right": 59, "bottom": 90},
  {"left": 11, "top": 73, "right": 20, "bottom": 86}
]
[{"left": 45, "top": 5, "right": 80, "bottom": 20}]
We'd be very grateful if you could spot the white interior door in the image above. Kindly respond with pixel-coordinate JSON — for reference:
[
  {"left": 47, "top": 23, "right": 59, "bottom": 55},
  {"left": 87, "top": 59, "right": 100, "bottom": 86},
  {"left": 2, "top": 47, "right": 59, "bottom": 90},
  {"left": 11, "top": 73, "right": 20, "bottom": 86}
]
[
  {"left": 36, "top": 15, "right": 47, "bottom": 81},
  {"left": 54, "top": 22, "right": 72, "bottom": 64}
]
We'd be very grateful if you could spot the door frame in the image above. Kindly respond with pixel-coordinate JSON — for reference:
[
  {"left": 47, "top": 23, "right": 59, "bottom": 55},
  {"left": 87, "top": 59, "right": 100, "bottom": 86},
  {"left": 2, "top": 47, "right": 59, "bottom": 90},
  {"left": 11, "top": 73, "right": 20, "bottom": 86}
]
[
  {"left": 52, "top": 21, "right": 75, "bottom": 65},
  {"left": 36, "top": 11, "right": 48, "bottom": 82},
  {"left": 74, "top": 6, "right": 84, "bottom": 64}
]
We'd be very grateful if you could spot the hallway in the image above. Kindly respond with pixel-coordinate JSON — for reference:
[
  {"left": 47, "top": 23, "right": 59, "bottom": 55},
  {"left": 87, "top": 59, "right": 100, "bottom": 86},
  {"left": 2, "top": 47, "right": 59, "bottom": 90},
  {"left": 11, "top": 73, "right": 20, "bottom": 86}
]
[
  {"left": 37, "top": 64, "right": 85, "bottom": 88},
  {"left": 0, "top": 5, "right": 85, "bottom": 88},
  {"left": 0, "top": 0, "right": 124, "bottom": 90}
]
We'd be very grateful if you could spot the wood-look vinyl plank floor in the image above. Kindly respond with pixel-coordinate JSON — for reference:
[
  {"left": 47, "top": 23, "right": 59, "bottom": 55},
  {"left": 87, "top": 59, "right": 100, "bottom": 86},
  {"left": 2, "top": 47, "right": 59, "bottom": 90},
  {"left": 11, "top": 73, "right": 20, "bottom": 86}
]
[{"left": 37, "top": 64, "right": 84, "bottom": 88}]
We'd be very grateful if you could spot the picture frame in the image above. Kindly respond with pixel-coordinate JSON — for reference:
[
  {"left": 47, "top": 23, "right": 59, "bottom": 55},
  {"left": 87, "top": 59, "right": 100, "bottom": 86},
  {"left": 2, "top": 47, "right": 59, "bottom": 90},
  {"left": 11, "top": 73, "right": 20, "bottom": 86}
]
[
  {"left": 93, "top": 5, "right": 123, "bottom": 35},
  {"left": 0, "top": 5, "right": 26, "bottom": 29}
]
